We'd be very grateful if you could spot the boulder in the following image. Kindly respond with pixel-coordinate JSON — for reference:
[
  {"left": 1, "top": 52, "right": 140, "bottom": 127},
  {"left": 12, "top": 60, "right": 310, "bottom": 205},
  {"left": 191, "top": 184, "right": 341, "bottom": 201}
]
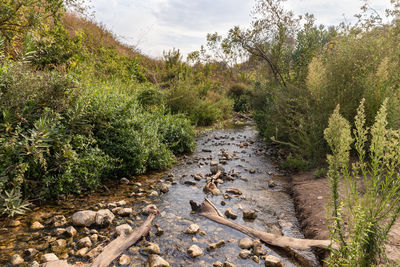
[{"left": 95, "top": 209, "right": 115, "bottom": 227}]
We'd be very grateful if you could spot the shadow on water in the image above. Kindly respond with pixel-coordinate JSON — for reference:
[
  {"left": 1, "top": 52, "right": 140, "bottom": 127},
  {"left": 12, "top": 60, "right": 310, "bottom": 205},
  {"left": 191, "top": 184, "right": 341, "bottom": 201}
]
[{"left": 0, "top": 122, "right": 320, "bottom": 266}]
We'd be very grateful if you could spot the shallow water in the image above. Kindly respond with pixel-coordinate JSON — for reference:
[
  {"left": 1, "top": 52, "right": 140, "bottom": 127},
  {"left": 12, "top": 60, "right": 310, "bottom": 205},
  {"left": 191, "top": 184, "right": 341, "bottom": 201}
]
[{"left": 0, "top": 123, "right": 319, "bottom": 266}]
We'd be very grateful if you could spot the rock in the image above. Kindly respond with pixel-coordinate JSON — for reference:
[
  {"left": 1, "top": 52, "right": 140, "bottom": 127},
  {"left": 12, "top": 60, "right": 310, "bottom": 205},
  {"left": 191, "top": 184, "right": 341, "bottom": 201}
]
[
  {"left": 149, "top": 190, "right": 159, "bottom": 197},
  {"left": 29, "top": 261, "right": 40, "bottom": 267},
  {"left": 239, "top": 249, "right": 252, "bottom": 259},
  {"left": 51, "top": 239, "right": 66, "bottom": 251},
  {"left": 52, "top": 215, "right": 67, "bottom": 227},
  {"left": 116, "top": 200, "right": 127, "bottom": 206},
  {"left": 225, "top": 208, "right": 238, "bottom": 220},
  {"left": 187, "top": 244, "right": 203, "bottom": 257},
  {"left": 53, "top": 228, "right": 66, "bottom": 236},
  {"left": 118, "top": 208, "right": 133, "bottom": 216},
  {"left": 30, "top": 221, "right": 44, "bottom": 230},
  {"left": 207, "top": 240, "right": 226, "bottom": 251},
  {"left": 243, "top": 209, "right": 258, "bottom": 220},
  {"left": 143, "top": 242, "right": 160, "bottom": 254},
  {"left": 65, "top": 226, "right": 77, "bottom": 237},
  {"left": 160, "top": 184, "right": 169, "bottom": 193},
  {"left": 41, "top": 253, "right": 59, "bottom": 263},
  {"left": 264, "top": 255, "right": 283, "bottom": 267},
  {"left": 223, "top": 261, "right": 235, "bottom": 267},
  {"left": 10, "top": 254, "right": 24, "bottom": 265},
  {"left": 184, "top": 180, "right": 197, "bottom": 186},
  {"left": 213, "top": 261, "right": 223, "bottom": 267},
  {"left": 185, "top": 224, "right": 200, "bottom": 234},
  {"left": 116, "top": 224, "right": 133, "bottom": 236},
  {"left": 23, "top": 248, "right": 38, "bottom": 259},
  {"left": 141, "top": 204, "right": 157, "bottom": 215},
  {"left": 268, "top": 180, "right": 276, "bottom": 188},
  {"left": 119, "top": 254, "right": 131, "bottom": 265},
  {"left": 203, "top": 182, "right": 221, "bottom": 195},
  {"left": 238, "top": 238, "right": 253, "bottom": 249},
  {"left": 226, "top": 188, "right": 242, "bottom": 195},
  {"left": 71, "top": 210, "right": 97, "bottom": 227},
  {"left": 221, "top": 201, "right": 226, "bottom": 206},
  {"left": 252, "top": 239, "right": 263, "bottom": 256},
  {"left": 90, "top": 234, "right": 98, "bottom": 243},
  {"left": 95, "top": 209, "right": 115, "bottom": 227},
  {"left": 8, "top": 220, "right": 21, "bottom": 227},
  {"left": 120, "top": 177, "right": 129, "bottom": 184},
  {"left": 76, "top": 247, "right": 89, "bottom": 257},
  {"left": 77, "top": 236, "right": 92, "bottom": 248},
  {"left": 149, "top": 254, "right": 170, "bottom": 267},
  {"left": 252, "top": 255, "right": 260, "bottom": 263}
]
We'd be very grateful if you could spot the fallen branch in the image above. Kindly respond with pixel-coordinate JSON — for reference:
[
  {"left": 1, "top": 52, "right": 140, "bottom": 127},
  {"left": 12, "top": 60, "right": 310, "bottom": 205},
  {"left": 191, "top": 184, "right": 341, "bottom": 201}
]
[
  {"left": 41, "top": 205, "right": 159, "bottom": 267},
  {"left": 190, "top": 198, "right": 335, "bottom": 251}
]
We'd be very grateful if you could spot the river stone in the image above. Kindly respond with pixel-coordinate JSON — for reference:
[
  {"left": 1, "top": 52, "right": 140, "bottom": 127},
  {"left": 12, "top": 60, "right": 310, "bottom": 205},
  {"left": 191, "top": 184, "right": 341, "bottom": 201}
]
[
  {"left": 149, "top": 254, "right": 170, "bottom": 267},
  {"left": 264, "top": 255, "right": 283, "bottom": 267},
  {"left": 30, "top": 221, "right": 44, "bottom": 230},
  {"left": 120, "top": 177, "right": 129, "bottom": 184},
  {"left": 184, "top": 180, "right": 197, "bottom": 186},
  {"left": 9, "top": 220, "right": 21, "bottom": 227},
  {"left": 118, "top": 208, "right": 133, "bottom": 216},
  {"left": 143, "top": 242, "right": 160, "bottom": 254},
  {"left": 268, "top": 180, "right": 276, "bottom": 188},
  {"left": 243, "top": 209, "right": 258, "bottom": 220},
  {"left": 225, "top": 208, "right": 237, "bottom": 220},
  {"left": 51, "top": 239, "right": 66, "bottom": 251},
  {"left": 223, "top": 261, "right": 235, "bottom": 267},
  {"left": 239, "top": 249, "right": 252, "bottom": 259},
  {"left": 149, "top": 191, "right": 158, "bottom": 197},
  {"left": 41, "top": 253, "right": 59, "bottom": 263},
  {"left": 213, "top": 261, "right": 223, "bottom": 267},
  {"left": 207, "top": 240, "right": 226, "bottom": 251},
  {"left": 77, "top": 236, "right": 92, "bottom": 248},
  {"left": 252, "top": 255, "right": 260, "bottom": 263},
  {"left": 95, "top": 209, "right": 115, "bottom": 226},
  {"left": 23, "top": 248, "right": 38, "bottom": 258},
  {"left": 187, "top": 245, "right": 203, "bottom": 258},
  {"left": 65, "top": 226, "right": 77, "bottom": 237},
  {"left": 185, "top": 224, "right": 200, "bottom": 234},
  {"left": 71, "top": 210, "right": 97, "bottom": 227},
  {"left": 53, "top": 228, "right": 66, "bottom": 236},
  {"left": 76, "top": 247, "right": 89, "bottom": 257},
  {"left": 116, "top": 224, "right": 133, "bottom": 236},
  {"left": 160, "top": 184, "right": 169, "bottom": 193},
  {"left": 52, "top": 215, "right": 67, "bottom": 227},
  {"left": 11, "top": 254, "right": 24, "bottom": 265},
  {"left": 238, "top": 238, "right": 253, "bottom": 249},
  {"left": 30, "top": 261, "right": 39, "bottom": 267},
  {"left": 89, "top": 234, "right": 98, "bottom": 243},
  {"left": 119, "top": 254, "right": 131, "bottom": 265},
  {"left": 226, "top": 188, "right": 242, "bottom": 195},
  {"left": 116, "top": 200, "right": 127, "bottom": 206},
  {"left": 141, "top": 204, "right": 157, "bottom": 215},
  {"left": 252, "top": 239, "right": 263, "bottom": 256}
]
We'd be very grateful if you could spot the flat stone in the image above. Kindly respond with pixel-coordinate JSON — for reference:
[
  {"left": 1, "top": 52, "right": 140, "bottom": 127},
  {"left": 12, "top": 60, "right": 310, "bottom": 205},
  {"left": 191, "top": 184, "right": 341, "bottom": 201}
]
[
  {"left": 225, "top": 208, "right": 237, "bottom": 220},
  {"left": 119, "top": 254, "right": 131, "bottom": 265},
  {"left": 226, "top": 188, "right": 242, "bottom": 195},
  {"left": 65, "top": 226, "right": 77, "bottom": 237},
  {"left": 149, "top": 254, "right": 170, "bottom": 267},
  {"left": 77, "top": 236, "right": 92, "bottom": 248},
  {"left": 95, "top": 209, "right": 115, "bottom": 227},
  {"left": 76, "top": 247, "right": 89, "bottom": 257},
  {"left": 143, "top": 242, "right": 160, "bottom": 254},
  {"left": 41, "top": 253, "right": 59, "bottom": 263},
  {"left": 118, "top": 208, "right": 133, "bottom": 216},
  {"left": 30, "top": 221, "right": 44, "bottom": 230},
  {"left": 243, "top": 209, "right": 258, "bottom": 220},
  {"left": 11, "top": 254, "right": 24, "bottom": 265},
  {"left": 187, "top": 244, "right": 203, "bottom": 258},
  {"left": 264, "top": 255, "right": 284, "bottom": 267},
  {"left": 116, "top": 224, "right": 133, "bottom": 236},
  {"left": 185, "top": 224, "right": 200, "bottom": 234},
  {"left": 71, "top": 210, "right": 97, "bottom": 227},
  {"left": 239, "top": 249, "right": 252, "bottom": 259},
  {"left": 238, "top": 238, "right": 253, "bottom": 249}
]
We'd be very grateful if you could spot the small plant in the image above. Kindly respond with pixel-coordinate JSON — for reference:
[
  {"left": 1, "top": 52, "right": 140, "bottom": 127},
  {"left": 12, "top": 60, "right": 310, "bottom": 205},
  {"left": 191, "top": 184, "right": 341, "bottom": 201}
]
[
  {"left": 324, "top": 99, "right": 400, "bottom": 266},
  {"left": 280, "top": 154, "right": 311, "bottom": 172},
  {"left": 0, "top": 189, "right": 30, "bottom": 217},
  {"left": 313, "top": 167, "right": 327, "bottom": 178}
]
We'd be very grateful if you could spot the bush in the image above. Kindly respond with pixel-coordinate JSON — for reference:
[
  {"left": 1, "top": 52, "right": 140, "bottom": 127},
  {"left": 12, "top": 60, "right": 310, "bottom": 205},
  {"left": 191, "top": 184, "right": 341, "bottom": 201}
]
[
  {"left": 313, "top": 168, "right": 327, "bottom": 178},
  {"left": 228, "top": 83, "right": 252, "bottom": 112},
  {"left": 280, "top": 154, "right": 311, "bottom": 172}
]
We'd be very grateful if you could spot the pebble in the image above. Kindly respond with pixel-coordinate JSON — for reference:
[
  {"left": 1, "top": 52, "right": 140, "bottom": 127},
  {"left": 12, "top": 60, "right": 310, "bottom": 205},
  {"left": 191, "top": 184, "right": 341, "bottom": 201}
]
[
  {"left": 116, "top": 200, "right": 127, "bottom": 206},
  {"left": 23, "top": 248, "right": 38, "bottom": 258},
  {"left": 226, "top": 188, "right": 242, "bottom": 195},
  {"left": 223, "top": 261, "right": 235, "bottom": 267},
  {"left": 77, "top": 236, "right": 92, "bottom": 248},
  {"left": 95, "top": 209, "right": 115, "bottom": 226},
  {"left": 264, "top": 255, "right": 284, "bottom": 267},
  {"left": 160, "top": 184, "right": 169, "bottom": 193},
  {"left": 243, "top": 209, "right": 258, "bottom": 220},
  {"left": 185, "top": 224, "right": 200, "bottom": 234},
  {"left": 118, "top": 208, "right": 133, "bottom": 216},
  {"left": 148, "top": 254, "right": 170, "bottom": 267},
  {"left": 52, "top": 215, "right": 67, "bottom": 227},
  {"left": 143, "top": 242, "right": 160, "bottom": 254},
  {"left": 120, "top": 177, "right": 130, "bottom": 184},
  {"left": 252, "top": 239, "right": 263, "bottom": 255},
  {"left": 90, "top": 234, "right": 98, "bottom": 243},
  {"left": 149, "top": 191, "right": 159, "bottom": 197},
  {"left": 116, "top": 224, "right": 133, "bottom": 236},
  {"left": 207, "top": 240, "right": 226, "bottom": 251},
  {"left": 213, "top": 261, "right": 223, "bottom": 267},
  {"left": 239, "top": 249, "right": 252, "bottom": 259},
  {"left": 29, "top": 261, "right": 40, "bottom": 267},
  {"left": 268, "top": 180, "right": 276, "bottom": 188},
  {"left": 225, "top": 208, "right": 238, "bottom": 220},
  {"left": 76, "top": 247, "right": 89, "bottom": 256},
  {"left": 30, "top": 221, "right": 44, "bottom": 230},
  {"left": 238, "top": 238, "right": 253, "bottom": 249},
  {"left": 187, "top": 244, "right": 203, "bottom": 257},
  {"left": 10, "top": 254, "right": 24, "bottom": 265},
  {"left": 71, "top": 210, "right": 97, "bottom": 227},
  {"left": 41, "top": 253, "right": 59, "bottom": 263},
  {"left": 119, "top": 254, "right": 131, "bottom": 265},
  {"left": 8, "top": 220, "right": 21, "bottom": 227},
  {"left": 65, "top": 226, "right": 77, "bottom": 237}
]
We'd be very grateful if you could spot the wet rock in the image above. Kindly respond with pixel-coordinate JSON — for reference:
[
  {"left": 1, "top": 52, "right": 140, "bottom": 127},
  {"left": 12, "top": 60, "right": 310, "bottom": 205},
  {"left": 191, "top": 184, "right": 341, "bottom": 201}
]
[
  {"left": 225, "top": 208, "right": 237, "bottom": 220},
  {"left": 53, "top": 228, "right": 66, "bottom": 236},
  {"left": 202, "top": 149, "right": 212, "bottom": 153},
  {"left": 51, "top": 239, "right": 66, "bottom": 251},
  {"left": 116, "top": 200, "right": 127, "bottom": 206},
  {"left": 160, "top": 184, "right": 169, "bottom": 193},
  {"left": 9, "top": 220, "right": 21, "bottom": 227},
  {"left": 185, "top": 224, "right": 200, "bottom": 234},
  {"left": 52, "top": 215, "right": 67, "bottom": 227},
  {"left": 213, "top": 261, "right": 223, "bottom": 267},
  {"left": 149, "top": 191, "right": 159, "bottom": 197},
  {"left": 239, "top": 249, "right": 252, "bottom": 259},
  {"left": 268, "top": 180, "right": 276, "bottom": 188},
  {"left": 264, "top": 255, "right": 283, "bottom": 267},
  {"left": 203, "top": 182, "right": 221, "bottom": 195},
  {"left": 76, "top": 247, "right": 89, "bottom": 257},
  {"left": 143, "top": 242, "right": 160, "bottom": 254},
  {"left": 155, "top": 225, "right": 164, "bottom": 236},
  {"left": 29, "top": 261, "right": 39, "bottom": 267},
  {"left": 120, "top": 177, "right": 130, "bottom": 184},
  {"left": 184, "top": 180, "right": 197, "bottom": 186},
  {"left": 95, "top": 209, "right": 115, "bottom": 227},
  {"left": 23, "top": 248, "right": 38, "bottom": 259},
  {"left": 118, "top": 208, "right": 133, "bottom": 216},
  {"left": 187, "top": 245, "right": 203, "bottom": 258},
  {"left": 116, "top": 224, "right": 133, "bottom": 236},
  {"left": 243, "top": 209, "right": 258, "bottom": 220},
  {"left": 226, "top": 188, "right": 242, "bottom": 195},
  {"left": 141, "top": 204, "right": 157, "bottom": 215},
  {"left": 77, "top": 236, "right": 92, "bottom": 248},
  {"left": 119, "top": 254, "right": 131, "bottom": 265},
  {"left": 223, "top": 261, "right": 235, "bottom": 267},
  {"left": 90, "top": 234, "right": 98, "bottom": 243},
  {"left": 30, "top": 221, "right": 44, "bottom": 230},
  {"left": 238, "top": 238, "right": 253, "bottom": 249},
  {"left": 10, "top": 254, "right": 24, "bottom": 265},
  {"left": 252, "top": 239, "right": 263, "bottom": 256},
  {"left": 221, "top": 201, "right": 226, "bottom": 206},
  {"left": 252, "top": 255, "right": 260, "bottom": 263},
  {"left": 206, "top": 240, "right": 226, "bottom": 251},
  {"left": 65, "top": 226, "right": 77, "bottom": 237},
  {"left": 71, "top": 210, "right": 97, "bottom": 227},
  {"left": 41, "top": 253, "right": 59, "bottom": 263},
  {"left": 149, "top": 254, "right": 170, "bottom": 267}
]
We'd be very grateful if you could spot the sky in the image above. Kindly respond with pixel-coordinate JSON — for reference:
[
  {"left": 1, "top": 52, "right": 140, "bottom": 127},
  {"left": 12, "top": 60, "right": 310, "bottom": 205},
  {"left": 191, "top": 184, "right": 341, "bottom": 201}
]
[{"left": 90, "top": 0, "right": 393, "bottom": 59}]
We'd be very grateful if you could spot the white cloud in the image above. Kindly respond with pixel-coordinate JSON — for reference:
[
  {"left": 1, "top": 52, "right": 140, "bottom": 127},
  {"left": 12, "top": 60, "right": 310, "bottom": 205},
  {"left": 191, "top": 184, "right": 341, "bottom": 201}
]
[{"left": 91, "top": 0, "right": 394, "bottom": 58}]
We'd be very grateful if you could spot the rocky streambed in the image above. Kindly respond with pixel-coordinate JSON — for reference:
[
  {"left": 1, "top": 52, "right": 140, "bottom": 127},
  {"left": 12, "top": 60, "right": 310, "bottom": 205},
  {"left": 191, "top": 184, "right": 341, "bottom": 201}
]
[{"left": 0, "top": 123, "right": 320, "bottom": 267}]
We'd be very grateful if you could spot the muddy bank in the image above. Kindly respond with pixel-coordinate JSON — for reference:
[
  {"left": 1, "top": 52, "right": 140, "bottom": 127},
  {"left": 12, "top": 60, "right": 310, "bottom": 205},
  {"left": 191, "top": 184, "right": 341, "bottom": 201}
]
[{"left": 291, "top": 171, "right": 400, "bottom": 265}]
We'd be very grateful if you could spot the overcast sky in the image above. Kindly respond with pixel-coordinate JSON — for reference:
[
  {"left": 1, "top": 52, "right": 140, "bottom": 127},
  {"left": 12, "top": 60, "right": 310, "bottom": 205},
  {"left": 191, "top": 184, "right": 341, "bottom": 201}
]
[{"left": 91, "top": 0, "right": 393, "bottom": 59}]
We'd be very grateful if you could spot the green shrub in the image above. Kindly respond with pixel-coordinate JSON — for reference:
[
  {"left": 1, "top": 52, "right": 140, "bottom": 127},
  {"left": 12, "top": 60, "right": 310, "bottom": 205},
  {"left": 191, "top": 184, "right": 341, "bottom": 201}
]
[
  {"left": 313, "top": 167, "right": 327, "bottom": 178},
  {"left": 228, "top": 83, "right": 252, "bottom": 112},
  {"left": 280, "top": 154, "right": 311, "bottom": 172}
]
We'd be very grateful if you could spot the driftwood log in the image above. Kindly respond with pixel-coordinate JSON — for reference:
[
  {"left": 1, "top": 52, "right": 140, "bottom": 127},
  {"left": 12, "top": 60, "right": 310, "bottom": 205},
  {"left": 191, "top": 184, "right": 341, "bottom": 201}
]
[
  {"left": 190, "top": 198, "right": 335, "bottom": 251},
  {"left": 41, "top": 205, "right": 159, "bottom": 267}
]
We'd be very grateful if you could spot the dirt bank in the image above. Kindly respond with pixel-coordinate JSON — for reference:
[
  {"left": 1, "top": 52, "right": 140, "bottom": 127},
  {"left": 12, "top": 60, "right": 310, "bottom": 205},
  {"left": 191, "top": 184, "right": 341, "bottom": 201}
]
[{"left": 291, "top": 171, "right": 400, "bottom": 266}]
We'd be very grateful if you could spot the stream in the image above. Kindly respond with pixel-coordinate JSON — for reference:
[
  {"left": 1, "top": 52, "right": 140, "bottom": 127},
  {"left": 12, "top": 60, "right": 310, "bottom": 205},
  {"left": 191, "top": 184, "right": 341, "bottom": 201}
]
[{"left": 0, "top": 122, "right": 319, "bottom": 266}]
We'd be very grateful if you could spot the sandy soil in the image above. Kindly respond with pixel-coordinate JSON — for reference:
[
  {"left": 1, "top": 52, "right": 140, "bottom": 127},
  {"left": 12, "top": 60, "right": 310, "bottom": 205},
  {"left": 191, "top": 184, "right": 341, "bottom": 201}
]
[{"left": 291, "top": 171, "right": 400, "bottom": 266}]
